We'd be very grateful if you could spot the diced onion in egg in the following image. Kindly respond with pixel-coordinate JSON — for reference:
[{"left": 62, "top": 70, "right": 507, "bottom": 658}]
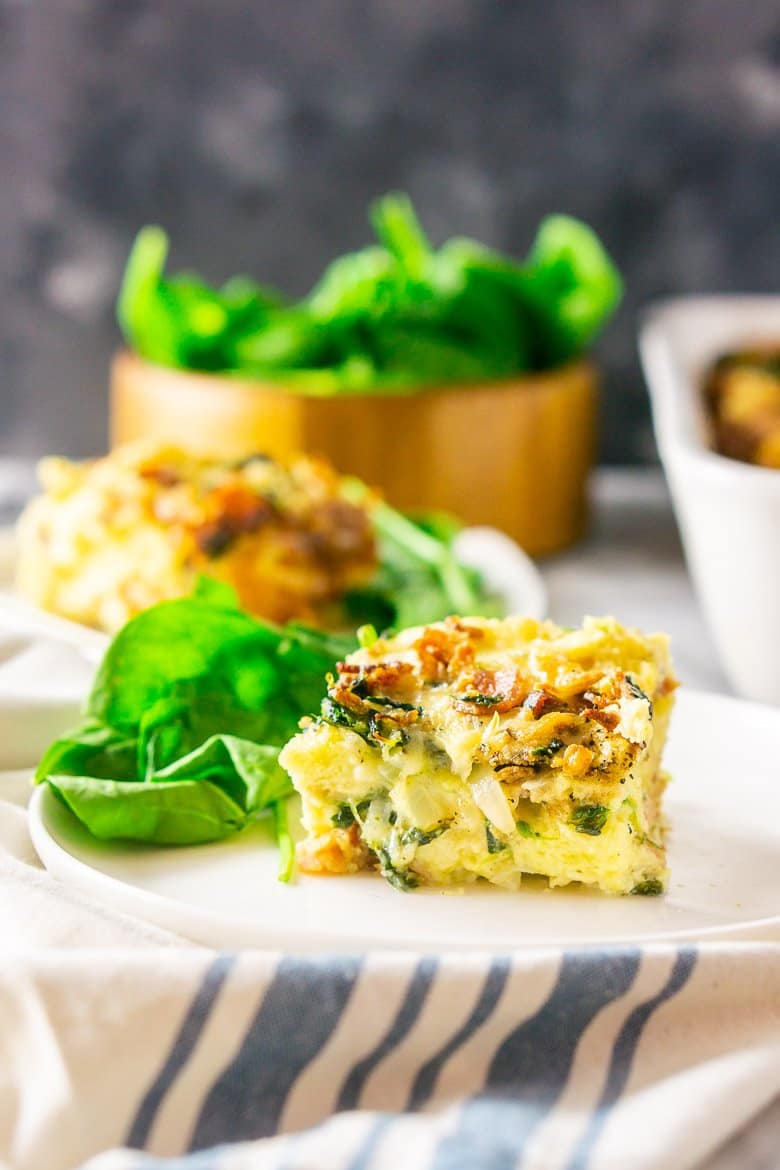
[{"left": 470, "top": 774, "right": 515, "bottom": 835}]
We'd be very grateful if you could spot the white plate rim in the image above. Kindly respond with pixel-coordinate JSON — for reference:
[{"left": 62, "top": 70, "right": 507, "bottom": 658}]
[{"left": 28, "top": 687, "right": 780, "bottom": 953}]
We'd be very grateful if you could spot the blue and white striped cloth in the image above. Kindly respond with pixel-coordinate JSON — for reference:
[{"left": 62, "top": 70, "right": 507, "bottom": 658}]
[{"left": 1, "top": 941, "right": 778, "bottom": 1170}]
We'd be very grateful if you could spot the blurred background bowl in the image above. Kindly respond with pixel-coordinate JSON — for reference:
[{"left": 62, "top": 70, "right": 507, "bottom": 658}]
[
  {"left": 111, "top": 349, "right": 598, "bottom": 557},
  {"left": 641, "top": 296, "right": 780, "bottom": 706}
]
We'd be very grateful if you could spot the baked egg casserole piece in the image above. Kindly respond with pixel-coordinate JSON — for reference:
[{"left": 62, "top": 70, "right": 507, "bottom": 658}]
[
  {"left": 280, "top": 615, "right": 677, "bottom": 896},
  {"left": 16, "top": 441, "right": 376, "bottom": 632}
]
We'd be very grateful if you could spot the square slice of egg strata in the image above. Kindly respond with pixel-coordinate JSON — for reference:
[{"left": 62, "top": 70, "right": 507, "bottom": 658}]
[{"left": 280, "top": 615, "right": 677, "bottom": 896}]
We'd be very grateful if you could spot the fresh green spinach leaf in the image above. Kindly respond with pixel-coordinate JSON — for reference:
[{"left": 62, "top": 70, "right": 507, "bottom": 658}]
[
  {"left": 571, "top": 803, "right": 610, "bottom": 836},
  {"left": 37, "top": 594, "right": 354, "bottom": 851}
]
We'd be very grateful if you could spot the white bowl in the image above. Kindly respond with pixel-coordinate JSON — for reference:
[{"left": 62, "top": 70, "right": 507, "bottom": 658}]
[{"left": 640, "top": 296, "right": 780, "bottom": 705}]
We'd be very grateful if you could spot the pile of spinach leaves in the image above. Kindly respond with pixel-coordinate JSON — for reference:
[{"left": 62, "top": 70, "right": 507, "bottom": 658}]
[
  {"left": 118, "top": 193, "right": 621, "bottom": 390},
  {"left": 36, "top": 581, "right": 354, "bottom": 870}
]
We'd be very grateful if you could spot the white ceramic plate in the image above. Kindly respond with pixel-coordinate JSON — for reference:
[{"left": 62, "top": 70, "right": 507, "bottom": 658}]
[{"left": 29, "top": 689, "right": 780, "bottom": 952}]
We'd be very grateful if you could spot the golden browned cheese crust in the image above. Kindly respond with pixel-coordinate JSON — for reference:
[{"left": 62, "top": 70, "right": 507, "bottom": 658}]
[{"left": 16, "top": 441, "right": 376, "bottom": 631}]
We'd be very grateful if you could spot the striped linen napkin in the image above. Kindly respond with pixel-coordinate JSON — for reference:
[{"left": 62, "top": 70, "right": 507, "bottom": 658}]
[
  {"left": 1, "top": 767, "right": 779, "bottom": 1170},
  {"left": 0, "top": 939, "right": 778, "bottom": 1170}
]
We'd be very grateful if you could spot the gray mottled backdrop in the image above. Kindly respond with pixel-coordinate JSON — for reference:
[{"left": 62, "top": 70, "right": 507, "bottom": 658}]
[{"left": 1, "top": 0, "right": 778, "bottom": 463}]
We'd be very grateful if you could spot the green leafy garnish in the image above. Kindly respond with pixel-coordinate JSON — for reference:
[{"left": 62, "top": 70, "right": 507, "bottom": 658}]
[
  {"left": 117, "top": 195, "right": 621, "bottom": 388},
  {"left": 273, "top": 798, "right": 295, "bottom": 883},
  {"left": 518, "top": 214, "right": 623, "bottom": 365},
  {"left": 320, "top": 696, "right": 408, "bottom": 751},
  {"left": 631, "top": 878, "right": 664, "bottom": 896},
  {"left": 458, "top": 693, "right": 505, "bottom": 707},
  {"left": 331, "top": 803, "right": 357, "bottom": 829},
  {"left": 321, "top": 697, "right": 368, "bottom": 735},
  {"left": 516, "top": 819, "right": 540, "bottom": 839},
  {"left": 375, "top": 847, "right": 419, "bottom": 891},
  {"left": 348, "top": 677, "right": 418, "bottom": 713},
  {"left": 346, "top": 481, "right": 480, "bottom": 611},
  {"left": 571, "top": 803, "right": 610, "bottom": 836},
  {"left": 485, "top": 822, "right": 508, "bottom": 854},
  {"left": 343, "top": 487, "right": 501, "bottom": 629},
  {"left": 357, "top": 624, "right": 379, "bottom": 649},
  {"left": 37, "top": 587, "right": 354, "bottom": 850},
  {"left": 626, "top": 675, "right": 653, "bottom": 718},
  {"left": 402, "top": 824, "right": 449, "bottom": 846},
  {"left": 531, "top": 737, "right": 565, "bottom": 759},
  {"left": 331, "top": 798, "right": 373, "bottom": 829},
  {"left": 118, "top": 226, "right": 282, "bottom": 371}
]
